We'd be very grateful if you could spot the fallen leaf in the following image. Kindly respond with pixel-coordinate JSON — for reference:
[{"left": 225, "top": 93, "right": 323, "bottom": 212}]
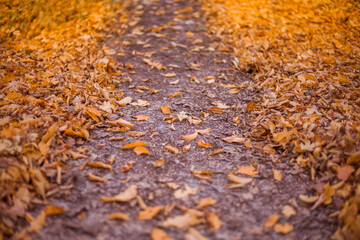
[
  {"left": 154, "top": 158, "right": 165, "bottom": 168},
  {"left": 107, "top": 118, "right": 134, "bottom": 128},
  {"left": 164, "top": 145, "right": 179, "bottom": 154},
  {"left": 70, "top": 151, "right": 89, "bottom": 160},
  {"left": 197, "top": 140, "right": 212, "bottom": 148},
  {"left": 282, "top": 205, "right": 296, "bottom": 218},
  {"left": 107, "top": 212, "right": 129, "bottom": 221},
  {"left": 108, "top": 136, "right": 125, "bottom": 141},
  {"left": 122, "top": 140, "right": 148, "bottom": 149},
  {"left": 208, "top": 106, "right": 223, "bottom": 114},
  {"left": 209, "top": 149, "right": 225, "bottom": 156},
  {"left": 87, "top": 161, "right": 112, "bottom": 170},
  {"left": 121, "top": 162, "right": 133, "bottom": 172},
  {"left": 160, "top": 105, "right": 171, "bottom": 114},
  {"left": 88, "top": 173, "right": 107, "bottom": 182},
  {"left": 161, "top": 72, "right": 176, "bottom": 78},
  {"left": 246, "top": 102, "right": 255, "bottom": 112},
  {"left": 160, "top": 210, "right": 205, "bottom": 229},
  {"left": 222, "top": 136, "right": 245, "bottom": 144},
  {"left": 183, "top": 131, "right": 198, "bottom": 141},
  {"left": 28, "top": 210, "right": 46, "bottom": 233},
  {"left": 128, "top": 131, "right": 146, "bottom": 137},
  {"left": 196, "top": 198, "right": 217, "bottom": 209},
  {"left": 169, "top": 92, "right": 182, "bottom": 98},
  {"left": 264, "top": 214, "right": 280, "bottom": 228},
  {"left": 273, "top": 223, "right": 293, "bottom": 234},
  {"left": 138, "top": 206, "right": 163, "bottom": 220},
  {"left": 236, "top": 166, "right": 258, "bottom": 176},
  {"left": 273, "top": 169, "right": 282, "bottom": 181},
  {"left": 131, "top": 99, "right": 150, "bottom": 107},
  {"left": 183, "top": 144, "right": 191, "bottom": 153},
  {"left": 44, "top": 205, "right": 66, "bottom": 216},
  {"left": 299, "top": 194, "right": 319, "bottom": 204},
  {"left": 346, "top": 151, "right": 360, "bottom": 165},
  {"left": 134, "top": 146, "right": 150, "bottom": 155},
  {"left": 337, "top": 165, "right": 355, "bottom": 181},
  {"left": 101, "top": 185, "right": 137, "bottom": 202},
  {"left": 207, "top": 212, "right": 221, "bottom": 231},
  {"left": 185, "top": 228, "right": 208, "bottom": 240},
  {"left": 196, "top": 128, "right": 211, "bottom": 134},
  {"left": 151, "top": 228, "right": 175, "bottom": 240},
  {"left": 174, "top": 184, "right": 197, "bottom": 199},
  {"left": 244, "top": 140, "right": 252, "bottom": 148},
  {"left": 227, "top": 174, "right": 252, "bottom": 188},
  {"left": 134, "top": 115, "right": 150, "bottom": 121}
]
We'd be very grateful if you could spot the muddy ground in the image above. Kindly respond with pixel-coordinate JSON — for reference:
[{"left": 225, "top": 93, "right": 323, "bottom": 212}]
[{"left": 29, "top": 0, "right": 337, "bottom": 239}]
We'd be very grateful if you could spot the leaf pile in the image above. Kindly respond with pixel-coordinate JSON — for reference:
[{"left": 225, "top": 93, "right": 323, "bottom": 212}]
[
  {"left": 201, "top": 0, "right": 360, "bottom": 238},
  {"left": 0, "top": 0, "right": 128, "bottom": 238}
]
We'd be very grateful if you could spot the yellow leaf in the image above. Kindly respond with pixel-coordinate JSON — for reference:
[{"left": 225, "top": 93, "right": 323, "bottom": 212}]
[{"left": 122, "top": 140, "right": 148, "bottom": 149}]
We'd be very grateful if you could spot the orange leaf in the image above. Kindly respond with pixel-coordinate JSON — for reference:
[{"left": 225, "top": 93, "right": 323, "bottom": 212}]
[
  {"left": 87, "top": 161, "right": 112, "bottom": 170},
  {"left": 44, "top": 205, "right": 66, "bottom": 216},
  {"left": 160, "top": 105, "right": 171, "bottom": 114},
  {"left": 208, "top": 212, "right": 222, "bottom": 231},
  {"left": 196, "top": 128, "right": 211, "bottom": 134},
  {"left": 208, "top": 106, "right": 223, "bottom": 114},
  {"left": 222, "top": 136, "right": 245, "bottom": 144},
  {"left": 134, "top": 146, "right": 150, "bottom": 155},
  {"left": 273, "top": 168, "right": 282, "bottom": 181},
  {"left": 236, "top": 166, "right": 258, "bottom": 176},
  {"left": 246, "top": 102, "right": 255, "bottom": 112},
  {"left": 182, "top": 131, "right": 198, "bottom": 141},
  {"left": 209, "top": 149, "right": 225, "bottom": 156},
  {"left": 107, "top": 212, "right": 129, "bottom": 221},
  {"left": 137, "top": 206, "right": 163, "bottom": 220},
  {"left": 197, "top": 140, "right": 212, "bottom": 148},
  {"left": 273, "top": 223, "right": 293, "bottom": 234},
  {"left": 88, "top": 173, "right": 107, "bottom": 182},
  {"left": 133, "top": 115, "right": 150, "bottom": 121},
  {"left": 154, "top": 158, "right": 165, "bottom": 168},
  {"left": 161, "top": 72, "right": 176, "bottom": 78},
  {"left": 122, "top": 140, "right": 148, "bottom": 149},
  {"left": 164, "top": 145, "right": 179, "bottom": 154},
  {"left": 121, "top": 162, "right": 133, "bottom": 172},
  {"left": 128, "top": 131, "right": 146, "bottom": 137},
  {"left": 169, "top": 92, "right": 182, "bottom": 98},
  {"left": 264, "top": 214, "right": 280, "bottom": 228}
]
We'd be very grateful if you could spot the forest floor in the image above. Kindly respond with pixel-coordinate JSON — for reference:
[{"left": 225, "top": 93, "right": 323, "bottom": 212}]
[{"left": 1, "top": 0, "right": 359, "bottom": 240}]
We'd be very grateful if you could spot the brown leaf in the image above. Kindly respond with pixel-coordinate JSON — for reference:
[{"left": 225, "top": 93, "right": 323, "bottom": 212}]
[
  {"left": 44, "top": 205, "right": 66, "bottom": 216},
  {"left": 133, "top": 115, "right": 150, "bottom": 121},
  {"left": 282, "top": 205, "right": 296, "bottom": 218},
  {"left": 227, "top": 174, "right": 252, "bottom": 188},
  {"left": 154, "top": 158, "right": 165, "bottom": 168},
  {"left": 196, "top": 198, "right": 217, "bottom": 209},
  {"left": 87, "top": 161, "right": 112, "bottom": 170},
  {"left": 273, "top": 168, "right": 282, "bottom": 181},
  {"left": 174, "top": 184, "right": 197, "bottom": 199},
  {"left": 128, "top": 131, "right": 146, "bottom": 137},
  {"left": 161, "top": 72, "right": 176, "bottom": 78},
  {"left": 122, "top": 140, "right": 148, "bottom": 149},
  {"left": 28, "top": 210, "right": 46, "bottom": 233},
  {"left": 222, "top": 136, "right": 245, "bottom": 144},
  {"left": 121, "top": 162, "right": 133, "bottom": 172},
  {"left": 196, "top": 128, "right": 211, "bottom": 135},
  {"left": 246, "top": 102, "right": 255, "bottom": 112},
  {"left": 160, "top": 105, "right": 171, "bottom": 114},
  {"left": 346, "top": 151, "right": 360, "bottom": 165},
  {"left": 101, "top": 185, "right": 137, "bottom": 203},
  {"left": 160, "top": 210, "right": 205, "bottom": 229},
  {"left": 183, "top": 144, "right": 191, "bottom": 153},
  {"left": 164, "top": 145, "right": 179, "bottom": 154},
  {"left": 197, "top": 140, "right": 212, "bottom": 148},
  {"left": 185, "top": 228, "right": 208, "bottom": 240},
  {"left": 107, "top": 118, "right": 134, "bottom": 128},
  {"left": 209, "top": 149, "right": 225, "bottom": 156}
]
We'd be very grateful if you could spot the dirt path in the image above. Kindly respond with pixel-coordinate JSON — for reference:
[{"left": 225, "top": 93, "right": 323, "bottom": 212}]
[{"left": 33, "top": 0, "right": 336, "bottom": 239}]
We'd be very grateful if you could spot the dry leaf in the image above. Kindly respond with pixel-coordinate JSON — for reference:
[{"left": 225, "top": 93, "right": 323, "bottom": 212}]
[
  {"left": 273, "top": 169, "right": 282, "bottom": 181},
  {"left": 264, "top": 214, "right": 280, "bottom": 228},
  {"left": 207, "top": 212, "right": 221, "bottom": 231},
  {"left": 183, "top": 131, "right": 198, "bottom": 141},
  {"left": 107, "top": 118, "right": 134, "bottom": 128},
  {"left": 164, "top": 145, "right": 179, "bottom": 154},
  {"left": 28, "top": 210, "right": 46, "bottom": 233},
  {"left": 174, "top": 184, "right": 197, "bottom": 199},
  {"left": 208, "top": 106, "right": 223, "bottom": 114},
  {"left": 244, "top": 140, "right": 252, "bottom": 148},
  {"left": 122, "top": 140, "right": 148, "bottom": 149},
  {"left": 161, "top": 72, "right": 176, "bottom": 78},
  {"left": 273, "top": 223, "right": 293, "bottom": 234},
  {"left": 44, "top": 205, "right": 66, "bottom": 216},
  {"left": 197, "top": 140, "right": 212, "bottom": 148},
  {"left": 154, "top": 158, "right": 165, "bottom": 168},
  {"left": 128, "top": 131, "right": 146, "bottom": 137},
  {"left": 236, "top": 166, "right": 258, "bottom": 176},
  {"left": 282, "top": 205, "right": 296, "bottom": 218},
  {"left": 196, "top": 198, "right": 217, "bottom": 209},
  {"left": 183, "top": 144, "right": 191, "bottom": 153},
  {"left": 337, "top": 165, "right": 355, "bottom": 181},
  {"left": 346, "top": 151, "right": 360, "bottom": 165},
  {"left": 169, "top": 92, "right": 182, "bottom": 98},
  {"left": 88, "top": 173, "right": 107, "bottom": 183},
  {"left": 196, "top": 128, "right": 211, "bottom": 134},
  {"left": 138, "top": 206, "right": 163, "bottom": 220},
  {"left": 299, "top": 194, "right": 319, "bottom": 204},
  {"left": 87, "top": 161, "right": 112, "bottom": 170},
  {"left": 121, "top": 162, "right": 133, "bottom": 172},
  {"left": 160, "top": 210, "right": 205, "bottom": 229},
  {"left": 227, "top": 174, "right": 252, "bottom": 188},
  {"left": 134, "top": 146, "right": 150, "bottom": 155},
  {"left": 160, "top": 105, "right": 171, "bottom": 114},
  {"left": 185, "top": 228, "right": 208, "bottom": 240},
  {"left": 107, "top": 212, "right": 129, "bottom": 221},
  {"left": 101, "top": 185, "right": 137, "bottom": 203},
  {"left": 222, "top": 136, "right": 245, "bottom": 144},
  {"left": 134, "top": 115, "right": 150, "bottom": 121},
  {"left": 209, "top": 149, "right": 225, "bottom": 156},
  {"left": 151, "top": 228, "right": 175, "bottom": 240}
]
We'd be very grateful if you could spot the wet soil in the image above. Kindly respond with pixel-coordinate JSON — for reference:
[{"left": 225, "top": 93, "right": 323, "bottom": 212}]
[{"left": 32, "top": 0, "right": 337, "bottom": 239}]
